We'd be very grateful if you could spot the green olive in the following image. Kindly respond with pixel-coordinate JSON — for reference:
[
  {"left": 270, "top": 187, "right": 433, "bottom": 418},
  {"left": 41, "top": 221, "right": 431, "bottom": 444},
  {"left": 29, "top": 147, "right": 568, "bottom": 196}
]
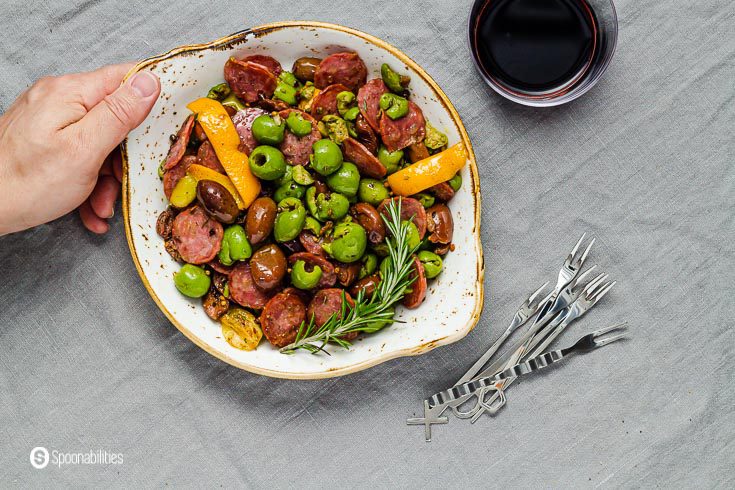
[
  {"left": 361, "top": 309, "right": 394, "bottom": 333},
  {"left": 379, "top": 93, "right": 409, "bottom": 120},
  {"left": 221, "top": 93, "right": 245, "bottom": 111},
  {"left": 286, "top": 111, "right": 313, "bottom": 137},
  {"left": 219, "top": 225, "right": 252, "bottom": 266},
  {"left": 357, "top": 178, "right": 390, "bottom": 206},
  {"left": 292, "top": 165, "right": 314, "bottom": 185},
  {"left": 274, "top": 197, "right": 307, "bottom": 242},
  {"left": 274, "top": 181, "right": 306, "bottom": 202},
  {"left": 206, "top": 82, "right": 231, "bottom": 101},
  {"left": 372, "top": 243, "right": 390, "bottom": 257},
  {"left": 319, "top": 115, "right": 350, "bottom": 144},
  {"left": 403, "top": 221, "right": 421, "bottom": 250},
  {"left": 425, "top": 122, "right": 448, "bottom": 150},
  {"left": 336, "top": 91, "right": 356, "bottom": 116},
  {"left": 275, "top": 164, "right": 294, "bottom": 186},
  {"left": 278, "top": 71, "right": 299, "bottom": 87},
  {"left": 377, "top": 145, "right": 404, "bottom": 175},
  {"left": 251, "top": 114, "right": 285, "bottom": 145},
  {"left": 249, "top": 145, "right": 287, "bottom": 180},
  {"left": 414, "top": 192, "right": 435, "bottom": 208},
  {"left": 173, "top": 264, "right": 211, "bottom": 298},
  {"left": 343, "top": 106, "right": 360, "bottom": 122},
  {"left": 418, "top": 250, "right": 443, "bottom": 279},
  {"left": 359, "top": 253, "right": 378, "bottom": 279},
  {"left": 306, "top": 186, "right": 350, "bottom": 222},
  {"left": 303, "top": 216, "right": 322, "bottom": 235},
  {"left": 291, "top": 260, "right": 322, "bottom": 290},
  {"left": 273, "top": 81, "right": 298, "bottom": 106},
  {"left": 310, "top": 139, "right": 343, "bottom": 176},
  {"left": 324, "top": 222, "right": 367, "bottom": 263},
  {"left": 381, "top": 63, "right": 410, "bottom": 94},
  {"left": 449, "top": 173, "right": 462, "bottom": 192},
  {"left": 325, "top": 162, "right": 360, "bottom": 197},
  {"left": 158, "top": 159, "right": 165, "bottom": 179},
  {"left": 169, "top": 175, "right": 197, "bottom": 208}
]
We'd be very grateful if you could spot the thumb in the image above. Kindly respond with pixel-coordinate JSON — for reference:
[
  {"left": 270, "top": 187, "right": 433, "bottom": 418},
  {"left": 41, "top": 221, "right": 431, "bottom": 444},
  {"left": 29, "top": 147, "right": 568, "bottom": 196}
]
[{"left": 76, "top": 70, "right": 160, "bottom": 158}]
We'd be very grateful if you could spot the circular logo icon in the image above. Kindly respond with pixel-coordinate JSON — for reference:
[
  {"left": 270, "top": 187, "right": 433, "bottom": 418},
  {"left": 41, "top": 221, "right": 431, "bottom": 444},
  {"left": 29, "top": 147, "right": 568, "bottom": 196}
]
[{"left": 30, "top": 447, "right": 49, "bottom": 469}]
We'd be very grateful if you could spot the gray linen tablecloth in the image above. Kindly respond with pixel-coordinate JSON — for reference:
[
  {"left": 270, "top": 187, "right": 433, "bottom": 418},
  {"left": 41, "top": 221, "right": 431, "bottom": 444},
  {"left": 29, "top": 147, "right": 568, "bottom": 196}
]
[{"left": 1, "top": 0, "right": 733, "bottom": 487}]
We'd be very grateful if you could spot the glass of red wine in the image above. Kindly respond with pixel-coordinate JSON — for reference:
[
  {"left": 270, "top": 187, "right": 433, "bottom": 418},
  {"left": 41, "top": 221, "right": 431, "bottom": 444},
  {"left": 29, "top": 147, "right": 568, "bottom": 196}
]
[{"left": 469, "top": 0, "right": 618, "bottom": 107}]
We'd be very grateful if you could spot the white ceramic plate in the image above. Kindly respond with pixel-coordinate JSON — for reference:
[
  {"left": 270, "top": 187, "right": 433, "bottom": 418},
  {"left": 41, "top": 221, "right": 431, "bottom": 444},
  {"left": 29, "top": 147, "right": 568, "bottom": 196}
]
[{"left": 122, "top": 22, "right": 484, "bottom": 379}]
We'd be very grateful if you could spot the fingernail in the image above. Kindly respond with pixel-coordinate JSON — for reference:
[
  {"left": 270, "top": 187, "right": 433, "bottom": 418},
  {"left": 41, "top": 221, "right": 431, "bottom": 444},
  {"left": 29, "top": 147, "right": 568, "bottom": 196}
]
[
  {"left": 108, "top": 208, "right": 115, "bottom": 219},
  {"left": 129, "top": 71, "right": 159, "bottom": 98}
]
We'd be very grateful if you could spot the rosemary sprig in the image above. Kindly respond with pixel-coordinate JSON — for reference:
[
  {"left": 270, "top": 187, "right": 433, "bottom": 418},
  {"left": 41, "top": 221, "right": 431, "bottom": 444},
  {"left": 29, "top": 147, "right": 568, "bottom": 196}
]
[{"left": 279, "top": 199, "right": 419, "bottom": 355}]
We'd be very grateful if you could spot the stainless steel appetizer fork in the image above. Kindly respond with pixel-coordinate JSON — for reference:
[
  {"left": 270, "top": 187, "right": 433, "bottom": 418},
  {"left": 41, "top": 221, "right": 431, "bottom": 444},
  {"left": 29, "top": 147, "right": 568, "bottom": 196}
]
[{"left": 427, "top": 323, "right": 627, "bottom": 409}]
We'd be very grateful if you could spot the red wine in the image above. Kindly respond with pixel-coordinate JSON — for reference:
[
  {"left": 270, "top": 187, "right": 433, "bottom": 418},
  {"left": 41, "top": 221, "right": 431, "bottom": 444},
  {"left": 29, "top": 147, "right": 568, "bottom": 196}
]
[{"left": 471, "top": 0, "right": 599, "bottom": 95}]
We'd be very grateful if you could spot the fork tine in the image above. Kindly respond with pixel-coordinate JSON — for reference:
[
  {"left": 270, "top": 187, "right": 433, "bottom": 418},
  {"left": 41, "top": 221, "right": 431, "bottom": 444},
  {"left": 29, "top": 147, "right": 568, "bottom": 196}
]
[
  {"left": 592, "top": 321, "right": 627, "bottom": 336},
  {"left": 578, "top": 237, "right": 595, "bottom": 266},
  {"left": 576, "top": 265, "right": 598, "bottom": 285},
  {"left": 581, "top": 271, "right": 606, "bottom": 293},
  {"left": 570, "top": 233, "right": 586, "bottom": 259},
  {"left": 529, "top": 281, "right": 550, "bottom": 304},
  {"left": 594, "top": 333, "right": 626, "bottom": 347},
  {"left": 591, "top": 281, "right": 616, "bottom": 303}
]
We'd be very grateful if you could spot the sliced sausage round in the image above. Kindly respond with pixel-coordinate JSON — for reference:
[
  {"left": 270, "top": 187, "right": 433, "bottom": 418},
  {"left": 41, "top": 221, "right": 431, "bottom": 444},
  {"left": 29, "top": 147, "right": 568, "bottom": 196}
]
[
  {"left": 403, "top": 256, "right": 427, "bottom": 309},
  {"left": 163, "top": 114, "right": 195, "bottom": 170},
  {"left": 278, "top": 109, "right": 322, "bottom": 165},
  {"left": 306, "top": 289, "right": 357, "bottom": 341},
  {"left": 171, "top": 205, "right": 223, "bottom": 264},
  {"left": 341, "top": 137, "right": 386, "bottom": 178},
  {"left": 357, "top": 78, "right": 388, "bottom": 133},
  {"left": 377, "top": 197, "right": 427, "bottom": 239},
  {"left": 260, "top": 291, "right": 307, "bottom": 348},
  {"left": 196, "top": 140, "right": 225, "bottom": 173},
  {"left": 299, "top": 231, "right": 327, "bottom": 257},
  {"left": 310, "top": 83, "right": 350, "bottom": 121},
  {"left": 229, "top": 263, "right": 272, "bottom": 310},
  {"left": 426, "top": 203, "right": 454, "bottom": 244},
  {"left": 350, "top": 203, "right": 385, "bottom": 244},
  {"left": 314, "top": 52, "right": 367, "bottom": 91},
  {"left": 224, "top": 58, "right": 277, "bottom": 104},
  {"left": 379, "top": 101, "right": 426, "bottom": 153},
  {"left": 240, "top": 54, "right": 282, "bottom": 76},
  {"left": 231, "top": 107, "right": 267, "bottom": 156},
  {"left": 287, "top": 252, "right": 336, "bottom": 288}
]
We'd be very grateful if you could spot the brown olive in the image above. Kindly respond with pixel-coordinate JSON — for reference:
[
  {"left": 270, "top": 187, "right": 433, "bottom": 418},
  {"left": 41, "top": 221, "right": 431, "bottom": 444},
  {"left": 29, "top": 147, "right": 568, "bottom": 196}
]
[
  {"left": 156, "top": 207, "right": 176, "bottom": 239},
  {"left": 426, "top": 203, "right": 454, "bottom": 244},
  {"left": 335, "top": 261, "right": 361, "bottom": 287},
  {"left": 292, "top": 57, "right": 322, "bottom": 82},
  {"left": 245, "top": 197, "right": 277, "bottom": 244},
  {"left": 350, "top": 273, "right": 381, "bottom": 300},
  {"left": 350, "top": 203, "right": 385, "bottom": 244},
  {"left": 355, "top": 114, "right": 378, "bottom": 155},
  {"left": 196, "top": 180, "right": 238, "bottom": 224},
  {"left": 249, "top": 244, "right": 287, "bottom": 291}
]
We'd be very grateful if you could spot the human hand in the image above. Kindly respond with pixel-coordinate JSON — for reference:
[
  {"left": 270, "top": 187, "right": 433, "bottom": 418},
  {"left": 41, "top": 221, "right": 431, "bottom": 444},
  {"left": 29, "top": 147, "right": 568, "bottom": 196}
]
[{"left": 0, "top": 63, "right": 160, "bottom": 235}]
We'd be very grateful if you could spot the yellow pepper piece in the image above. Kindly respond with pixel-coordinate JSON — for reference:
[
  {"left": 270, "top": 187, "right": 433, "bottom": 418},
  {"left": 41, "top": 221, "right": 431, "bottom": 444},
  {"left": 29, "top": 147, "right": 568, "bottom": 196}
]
[
  {"left": 186, "top": 98, "right": 260, "bottom": 208},
  {"left": 386, "top": 142, "right": 468, "bottom": 197},
  {"left": 186, "top": 164, "right": 246, "bottom": 210}
]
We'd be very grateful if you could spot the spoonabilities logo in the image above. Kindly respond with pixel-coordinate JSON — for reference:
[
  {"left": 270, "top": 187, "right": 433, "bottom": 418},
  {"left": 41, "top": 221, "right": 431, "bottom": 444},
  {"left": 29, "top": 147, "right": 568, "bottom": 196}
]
[{"left": 30, "top": 447, "right": 49, "bottom": 469}]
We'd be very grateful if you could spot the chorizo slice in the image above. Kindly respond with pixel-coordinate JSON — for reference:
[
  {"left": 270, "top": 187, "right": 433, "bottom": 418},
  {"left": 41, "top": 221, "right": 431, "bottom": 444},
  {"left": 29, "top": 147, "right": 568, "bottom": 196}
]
[
  {"left": 196, "top": 140, "right": 226, "bottom": 173},
  {"left": 163, "top": 155, "right": 197, "bottom": 200},
  {"left": 379, "top": 101, "right": 427, "bottom": 153},
  {"left": 240, "top": 55, "right": 282, "bottom": 76},
  {"left": 260, "top": 291, "right": 307, "bottom": 348},
  {"left": 377, "top": 197, "right": 427, "bottom": 239},
  {"left": 314, "top": 52, "right": 367, "bottom": 91},
  {"left": 402, "top": 256, "right": 427, "bottom": 309},
  {"left": 357, "top": 78, "right": 389, "bottom": 133},
  {"left": 229, "top": 263, "right": 273, "bottom": 310},
  {"left": 287, "top": 252, "right": 336, "bottom": 288},
  {"left": 231, "top": 107, "right": 267, "bottom": 156},
  {"left": 310, "top": 83, "right": 350, "bottom": 121},
  {"left": 171, "top": 205, "right": 223, "bottom": 264},
  {"left": 350, "top": 203, "right": 385, "bottom": 244},
  {"left": 163, "top": 114, "right": 195, "bottom": 170},
  {"left": 208, "top": 258, "right": 233, "bottom": 276},
  {"left": 428, "top": 182, "right": 455, "bottom": 202},
  {"left": 278, "top": 109, "right": 322, "bottom": 166},
  {"left": 224, "top": 58, "right": 277, "bottom": 103},
  {"left": 307, "top": 289, "right": 358, "bottom": 341},
  {"left": 341, "top": 137, "right": 387, "bottom": 179},
  {"left": 299, "top": 231, "right": 327, "bottom": 257},
  {"left": 426, "top": 203, "right": 454, "bottom": 244}
]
